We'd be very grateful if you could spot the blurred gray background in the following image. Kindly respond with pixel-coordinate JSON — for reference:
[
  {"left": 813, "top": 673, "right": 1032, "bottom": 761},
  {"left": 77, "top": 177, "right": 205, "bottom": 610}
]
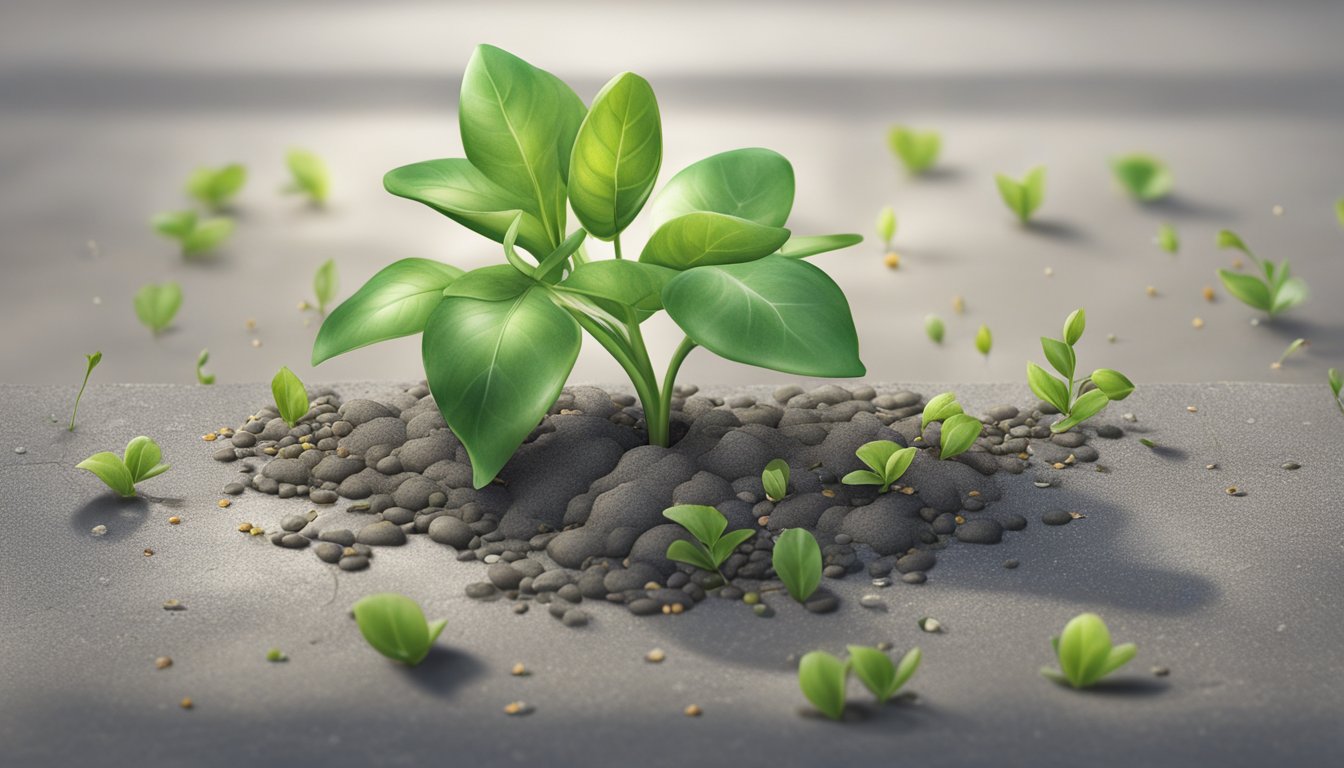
[{"left": 2, "top": 0, "right": 1343, "bottom": 390}]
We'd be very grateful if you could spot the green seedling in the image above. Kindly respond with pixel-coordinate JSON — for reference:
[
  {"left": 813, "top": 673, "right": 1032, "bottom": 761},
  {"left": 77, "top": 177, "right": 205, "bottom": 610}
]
[
  {"left": 1110, "top": 153, "right": 1173, "bottom": 201},
  {"left": 841, "top": 440, "right": 917, "bottom": 493},
  {"left": 925, "top": 314, "right": 945, "bottom": 344},
  {"left": 285, "top": 149, "right": 330, "bottom": 206},
  {"left": 876, "top": 206, "right": 896, "bottom": 250},
  {"left": 271, "top": 366, "right": 310, "bottom": 427},
  {"left": 773, "top": 528, "right": 822, "bottom": 602},
  {"left": 151, "top": 210, "right": 234, "bottom": 257},
  {"left": 798, "top": 651, "right": 849, "bottom": 720},
  {"left": 995, "top": 167, "right": 1045, "bottom": 224},
  {"left": 1215, "top": 230, "right": 1307, "bottom": 317},
  {"left": 313, "top": 45, "right": 864, "bottom": 489},
  {"left": 186, "top": 163, "right": 246, "bottom": 210},
  {"left": 975, "top": 324, "right": 993, "bottom": 356},
  {"left": 1041, "top": 612, "right": 1137, "bottom": 689},
  {"left": 1329, "top": 368, "right": 1342, "bottom": 415},
  {"left": 921, "top": 391, "right": 964, "bottom": 428},
  {"left": 1138, "top": 437, "right": 1156, "bottom": 448},
  {"left": 133, "top": 282, "right": 182, "bottom": 336},
  {"left": 1156, "top": 223, "right": 1179, "bottom": 254},
  {"left": 76, "top": 436, "right": 170, "bottom": 498},
  {"left": 69, "top": 351, "right": 101, "bottom": 431},
  {"left": 1271, "top": 338, "right": 1307, "bottom": 370},
  {"left": 266, "top": 648, "right": 288, "bottom": 663},
  {"left": 887, "top": 126, "right": 941, "bottom": 175},
  {"left": 351, "top": 593, "right": 446, "bottom": 666},
  {"left": 196, "top": 348, "right": 215, "bottom": 385},
  {"left": 762, "top": 459, "right": 790, "bottom": 502},
  {"left": 938, "top": 413, "right": 983, "bottom": 460},
  {"left": 1336, "top": 198, "right": 1344, "bottom": 230},
  {"left": 313, "top": 258, "right": 338, "bottom": 315},
  {"left": 848, "top": 645, "right": 921, "bottom": 704},
  {"left": 662, "top": 504, "right": 755, "bottom": 578},
  {"left": 1027, "top": 309, "right": 1134, "bottom": 433}
]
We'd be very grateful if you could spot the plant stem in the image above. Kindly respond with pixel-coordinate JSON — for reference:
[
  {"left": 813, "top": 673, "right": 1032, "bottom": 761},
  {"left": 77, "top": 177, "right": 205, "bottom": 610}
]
[
  {"left": 655, "top": 336, "right": 699, "bottom": 445},
  {"left": 70, "top": 365, "right": 95, "bottom": 431},
  {"left": 613, "top": 234, "right": 624, "bottom": 260},
  {"left": 567, "top": 310, "right": 664, "bottom": 445}
]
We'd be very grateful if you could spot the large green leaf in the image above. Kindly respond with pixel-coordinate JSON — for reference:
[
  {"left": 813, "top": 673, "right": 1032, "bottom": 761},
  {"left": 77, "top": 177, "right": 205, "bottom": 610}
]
[
  {"left": 558, "top": 259, "right": 675, "bottom": 322},
  {"left": 313, "top": 259, "right": 464, "bottom": 364},
  {"left": 662, "top": 504, "right": 727, "bottom": 547},
  {"left": 422, "top": 287, "right": 581, "bottom": 488},
  {"left": 939, "top": 413, "right": 983, "bottom": 460},
  {"left": 384, "top": 159, "right": 553, "bottom": 257},
  {"left": 568, "top": 72, "right": 661, "bottom": 240},
  {"left": 1027, "top": 363, "right": 1069, "bottom": 414},
  {"left": 442, "top": 264, "right": 534, "bottom": 301},
  {"left": 639, "top": 212, "right": 789, "bottom": 270},
  {"left": 662, "top": 255, "right": 864, "bottom": 377},
  {"left": 778, "top": 233, "right": 863, "bottom": 259},
  {"left": 1217, "top": 269, "right": 1272, "bottom": 312},
  {"left": 1040, "top": 337, "right": 1076, "bottom": 379},
  {"left": 647, "top": 147, "right": 794, "bottom": 228}
]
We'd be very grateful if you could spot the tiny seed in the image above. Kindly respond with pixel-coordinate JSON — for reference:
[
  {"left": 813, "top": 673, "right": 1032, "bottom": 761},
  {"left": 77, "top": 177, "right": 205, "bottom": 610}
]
[
  {"left": 670, "top": 603, "right": 684, "bottom": 615},
  {"left": 143, "top": 548, "right": 154, "bottom": 557},
  {"left": 643, "top": 581, "right": 661, "bottom": 591},
  {"left": 1052, "top": 462, "right": 1066, "bottom": 470},
  {"left": 251, "top": 338, "right": 262, "bottom": 348},
  {"left": 237, "top": 522, "right": 253, "bottom": 532},
  {"left": 503, "top": 701, "right": 531, "bottom": 716},
  {"left": 1192, "top": 317, "right": 1205, "bottom": 329},
  {"left": 967, "top": 490, "right": 981, "bottom": 498},
  {"left": 202, "top": 433, "right": 217, "bottom": 442},
  {"left": 1064, "top": 454, "right": 1076, "bottom": 465},
  {"left": 1272, "top": 204, "right": 1284, "bottom": 216},
  {"left": 168, "top": 516, "right": 181, "bottom": 525},
  {"left": 684, "top": 704, "right": 703, "bottom": 717},
  {"left": 898, "top": 486, "right": 915, "bottom": 495},
  {"left": 1044, "top": 267, "right": 1054, "bottom": 277},
  {"left": 1232, "top": 258, "right": 1244, "bottom": 270},
  {"left": 1107, "top": 333, "right": 1117, "bottom": 343},
  {"left": 918, "top": 617, "right": 943, "bottom": 633},
  {"left": 1206, "top": 463, "right": 1218, "bottom": 470},
  {"left": 1187, "top": 406, "right": 1198, "bottom": 413},
  {"left": 249, "top": 527, "right": 265, "bottom": 536},
  {"left": 743, "top": 592, "right": 760, "bottom": 605},
  {"left": 155, "top": 656, "right": 172, "bottom": 670},
  {"left": 952, "top": 295, "right": 965, "bottom": 314},
  {"left": 218, "top": 499, "right": 231, "bottom": 508},
  {"left": 245, "top": 318, "right": 256, "bottom": 331},
  {"left": 1202, "top": 285, "right": 1216, "bottom": 302},
  {"left": 1152, "top": 665, "right": 1171, "bottom": 677},
  {"left": 821, "top": 489, "right": 835, "bottom": 498},
  {"left": 1145, "top": 285, "right": 1158, "bottom": 297},
  {"left": 645, "top": 649, "right": 666, "bottom": 663},
  {"left": 511, "top": 663, "right": 528, "bottom": 676},
  {"left": 883, "top": 251, "right": 901, "bottom": 269},
  {"left": 953, "top": 515, "right": 965, "bottom": 524},
  {"left": 757, "top": 515, "right": 770, "bottom": 527},
  {"left": 180, "top": 697, "right": 193, "bottom": 710}
]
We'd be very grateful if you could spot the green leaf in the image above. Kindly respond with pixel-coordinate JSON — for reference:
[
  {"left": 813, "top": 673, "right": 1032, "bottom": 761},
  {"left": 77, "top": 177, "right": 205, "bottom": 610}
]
[
  {"left": 887, "top": 126, "right": 941, "bottom": 175},
  {"left": 133, "top": 282, "right": 183, "bottom": 335},
  {"left": 313, "top": 258, "right": 464, "bottom": 364},
  {"left": 1216, "top": 229, "right": 1253, "bottom": 258},
  {"left": 1041, "top": 337, "right": 1076, "bottom": 379},
  {"left": 847, "top": 646, "right": 898, "bottom": 702},
  {"left": 855, "top": 439, "right": 902, "bottom": 475},
  {"left": 1090, "top": 368, "right": 1135, "bottom": 400},
  {"left": 995, "top": 167, "right": 1045, "bottom": 223},
  {"left": 1329, "top": 368, "right": 1342, "bottom": 399},
  {"left": 286, "top": 149, "right": 330, "bottom": 205},
  {"left": 778, "top": 233, "right": 863, "bottom": 259},
  {"left": 921, "top": 392, "right": 964, "bottom": 427},
  {"left": 1270, "top": 276, "right": 1307, "bottom": 316},
  {"left": 939, "top": 413, "right": 983, "bottom": 460},
  {"left": 772, "top": 528, "right": 822, "bottom": 602},
  {"left": 76, "top": 452, "right": 135, "bottom": 498},
  {"left": 123, "top": 436, "right": 167, "bottom": 483},
  {"left": 186, "top": 163, "right": 246, "bottom": 209},
  {"left": 798, "top": 651, "right": 849, "bottom": 720},
  {"left": 196, "top": 348, "right": 215, "bottom": 385},
  {"left": 666, "top": 539, "right": 719, "bottom": 573},
  {"left": 639, "top": 212, "right": 790, "bottom": 270},
  {"left": 1336, "top": 198, "right": 1344, "bottom": 230},
  {"left": 883, "top": 446, "right": 918, "bottom": 487},
  {"left": 762, "top": 458, "right": 790, "bottom": 502},
  {"left": 1217, "top": 269, "right": 1272, "bottom": 312},
  {"left": 442, "top": 264, "right": 534, "bottom": 301},
  {"left": 351, "top": 593, "right": 440, "bottom": 666},
  {"left": 1100, "top": 643, "right": 1138, "bottom": 679},
  {"left": 662, "top": 255, "right": 864, "bottom": 378},
  {"left": 568, "top": 72, "right": 662, "bottom": 240},
  {"left": 647, "top": 147, "right": 794, "bottom": 228},
  {"left": 925, "top": 314, "right": 945, "bottom": 344},
  {"left": 69, "top": 351, "right": 102, "bottom": 431},
  {"left": 975, "top": 324, "right": 993, "bottom": 356},
  {"left": 314, "top": 258, "right": 338, "bottom": 314},
  {"left": 1111, "top": 154, "right": 1173, "bottom": 201},
  {"left": 557, "top": 259, "right": 674, "bottom": 322},
  {"left": 271, "top": 366, "right": 310, "bottom": 428},
  {"left": 892, "top": 647, "right": 922, "bottom": 692},
  {"left": 710, "top": 528, "right": 756, "bottom": 567},
  {"left": 662, "top": 504, "right": 727, "bottom": 547},
  {"left": 1157, "top": 223, "right": 1179, "bottom": 254},
  {"left": 1062, "top": 308, "right": 1086, "bottom": 346},
  {"left": 1027, "top": 363, "right": 1069, "bottom": 414},
  {"left": 1052, "top": 389, "right": 1111, "bottom": 433},
  {"left": 841, "top": 469, "right": 885, "bottom": 487},
  {"left": 876, "top": 206, "right": 896, "bottom": 245},
  {"left": 422, "top": 288, "right": 581, "bottom": 488},
  {"left": 182, "top": 217, "right": 234, "bottom": 256},
  {"left": 152, "top": 210, "right": 197, "bottom": 239},
  {"left": 533, "top": 228, "right": 588, "bottom": 283}
]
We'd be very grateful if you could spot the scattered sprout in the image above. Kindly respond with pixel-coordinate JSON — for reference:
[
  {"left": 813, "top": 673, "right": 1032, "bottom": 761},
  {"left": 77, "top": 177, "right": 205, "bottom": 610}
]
[
  {"left": 938, "top": 413, "right": 983, "bottom": 460},
  {"left": 1139, "top": 437, "right": 1156, "bottom": 448},
  {"left": 887, "top": 126, "right": 941, "bottom": 175},
  {"left": 69, "top": 351, "right": 101, "bottom": 431},
  {"left": 285, "top": 149, "right": 330, "bottom": 206},
  {"left": 921, "top": 391, "right": 965, "bottom": 428},
  {"left": 995, "top": 167, "right": 1046, "bottom": 223},
  {"left": 762, "top": 459, "right": 790, "bottom": 502},
  {"left": 848, "top": 645, "right": 921, "bottom": 703},
  {"left": 876, "top": 206, "right": 896, "bottom": 249},
  {"left": 133, "top": 282, "right": 183, "bottom": 336},
  {"left": 313, "top": 258, "right": 338, "bottom": 315},
  {"left": 1157, "top": 223, "right": 1179, "bottom": 254},
  {"left": 151, "top": 210, "right": 234, "bottom": 257},
  {"left": 924, "top": 314, "right": 945, "bottom": 344},
  {"left": 975, "top": 324, "right": 993, "bottom": 356},
  {"left": 196, "top": 349, "right": 215, "bottom": 385},
  {"left": 772, "top": 528, "right": 822, "bottom": 602},
  {"left": 1215, "top": 230, "right": 1307, "bottom": 317},
  {"left": 76, "top": 436, "right": 170, "bottom": 498},
  {"left": 186, "top": 163, "right": 246, "bottom": 210},
  {"left": 1330, "top": 368, "right": 1342, "bottom": 415},
  {"left": 662, "top": 504, "right": 755, "bottom": 578},
  {"left": 798, "top": 651, "right": 848, "bottom": 720},
  {"left": 271, "top": 366, "right": 310, "bottom": 427},
  {"left": 841, "top": 440, "right": 917, "bottom": 493},
  {"left": 266, "top": 648, "right": 288, "bottom": 663},
  {"left": 351, "top": 593, "right": 446, "bottom": 666},
  {"left": 1271, "top": 338, "right": 1307, "bottom": 370},
  {"left": 1110, "top": 154, "right": 1173, "bottom": 201},
  {"left": 1336, "top": 199, "right": 1344, "bottom": 229},
  {"left": 1027, "top": 309, "right": 1134, "bottom": 433},
  {"left": 1041, "top": 612, "right": 1137, "bottom": 689}
]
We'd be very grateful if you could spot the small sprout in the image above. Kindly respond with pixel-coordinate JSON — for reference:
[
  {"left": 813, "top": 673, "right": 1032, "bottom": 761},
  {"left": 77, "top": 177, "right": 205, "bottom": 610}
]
[
  {"left": 848, "top": 645, "right": 921, "bottom": 704},
  {"left": 1139, "top": 438, "right": 1156, "bottom": 448},
  {"left": 938, "top": 413, "right": 983, "bottom": 460},
  {"left": 1329, "top": 368, "right": 1343, "bottom": 415},
  {"left": 1215, "top": 230, "right": 1307, "bottom": 317},
  {"left": 921, "top": 392, "right": 964, "bottom": 427},
  {"left": 271, "top": 366, "right": 310, "bottom": 428},
  {"left": 841, "top": 440, "right": 917, "bottom": 493},
  {"left": 1041, "top": 612, "right": 1137, "bottom": 689},
  {"left": 351, "top": 593, "right": 446, "bottom": 666},
  {"left": 1110, "top": 153, "right": 1173, "bottom": 201},
  {"left": 975, "top": 324, "right": 993, "bottom": 356},
  {"left": 1335, "top": 198, "right": 1344, "bottom": 229},
  {"left": 186, "top": 163, "right": 246, "bottom": 210},
  {"left": 887, "top": 125, "right": 941, "bottom": 175},
  {"left": 924, "top": 314, "right": 945, "bottom": 344},
  {"left": 772, "top": 528, "right": 822, "bottom": 602},
  {"left": 761, "top": 459, "right": 790, "bottom": 502},
  {"left": 196, "top": 349, "right": 215, "bottom": 385},
  {"left": 995, "top": 166, "right": 1046, "bottom": 223},
  {"left": 266, "top": 648, "right": 288, "bottom": 663},
  {"left": 876, "top": 206, "right": 896, "bottom": 249},
  {"left": 662, "top": 504, "right": 755, "bottom": 578},
  {"left": 285, "top": 149, "right": 330, "bottom": 206},
  {"left": 151, "top": 210, "right": 234, "bottom": 257},
  {"left": 69, "top": 351, "right": 102, "bottom": 431},
  {"left": 76, "top": 436, "right": 170, "bottom": 498},
  {"left": 134, "top": 282, "right": 183, "bottom": 336},
  {"left": 1027, "top": 308, "right": 1134, "bottom": 433},
  {"left": 1156, "top": 223, "right": 1180, "bottom": 254},
  {"left": 1271, "top": 338, "right": 1307, "bottom": 370},
  {"left": 313, "top": 258, "right": 338, "bottom": 316},
  {"left": 797, "top": 650, "right": 848, "bottom": 720}
]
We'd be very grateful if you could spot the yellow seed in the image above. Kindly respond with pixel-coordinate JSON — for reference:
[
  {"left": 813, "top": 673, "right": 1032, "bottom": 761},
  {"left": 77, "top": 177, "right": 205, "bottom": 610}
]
[
  {"left": 1018, "top": 452, "right": 1030, "bottom": 460},
  {"left": 218, "top": 499, "right": 231, "bottom": 508},
  {"left": 1187, "top": 406, "right": 1198, "bottom": 413},
  {"left": 1272, "top": 204, "right": 1284, "bottom": 216},
  {"left": 168, "top": 516, "right": 181, "bottom": 525},
  {"left": 249, "top": 527, "right": 264, "bottom": 536},
  {"left": 899, "top": 486, "right": 915, "bottom": 495},
  {"left": 1226, "top": 486, "right": 1239, "bottom": 495},
  {"left": 952, "top": 295, "right": 965, "bottom": 314},
  {"left": 143, "top": 548, "right": 154, "bottom": 557},
  {"left": 1064, "top": 454, "right": 1076, "bottom": 465},
  {"left": 757, "top": 515, "right": 770, "bottom": 527},
  {"left": 968, "top": 490, "right": 981, "bottom": 498},
  {"left": 883, "top": 251, "right": 901, "bottom": 269},
  {"left": 263, "top": 447, "right": 277, "bottom": 455},
  {"left": 297, "top": 300, "right": 311, "bottom": 311},
  {"left": 1145, "top": 285, "right": 1158, "bottom": 297},
  {"left": 237, "top": 522, "right": 253, "bottom": 533},
  {"left": 342, "top": 547, "right": 357, "bottom": 557},
  {"left": 1043, "top": 267, "right": 1054, "bottom": 277},
  {"left": 684, "top": 704, "right": 703, "bottom": 717},
  {"left": 180, "top": 697, "right": 193, "bottom": 710},
  {"left": 670, "top": 603, "right": 684, "bottom": 615},
  {"left": 245, "top": 318, "right": 256, "bottom": 331},
  {"left": 155, "top": 656, "right": 172, "bottom": 670},
  {"left": 1202, "top": 286, "right": 1216, "bottom": 302},
  {"left": 645, "top": 648, "right": 666, "bottom": 663},
  {"left": 1052, "top": 462, "right": 1066, "bottom": 470},
  {"left": 202, "top": 433, "right": 217, "bottom": 442},
  {"left": 661, "top": 605, "right": 672, "bottom": 615},
  {"left": 218, "top": 427, "right": 234, "bottom": 436},
  {"left": 510, "top": 663, "right": 528, "bottom": 676},
  {"left": 503, "top": 701, "right": 528, "bottom": 715},
  {"left": 821, "top": 489, "right": 836, "bottom": 498},
  {"left": 1192, "top": 317, "right": 1205, "bottom": 329},
  {"left": 1232, "top": 258, "right": 1244, "bottom": 270},
  {"left": 954, "top": 515, "right": 965, "bottom": 524},
  {"left": 250, "top": 338, "right": 262, "bottom": 348}
]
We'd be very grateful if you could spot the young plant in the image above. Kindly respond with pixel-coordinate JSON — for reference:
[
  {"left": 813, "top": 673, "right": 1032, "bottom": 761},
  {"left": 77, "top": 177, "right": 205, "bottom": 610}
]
[
  {"left": 351, "top": 593, "right": 446, "bottom": 666},
  {"left": 76, "top": 436, "right": 170, "bottom": 498},
  {"left": 1271, "top": 338, "right": 1307, "bottom": 370},
  {"left": 762, "top": 459, "right": 790, "bottom": 502},
  {"left": 313, "top": 45, "right": 864, "bottom": 489},
  {"left": 876, "top": 206, "right": 896, "bottom": 250},
  {"left": 313, "top": 258, "right": 338, "bottom": 315},
  {"left": 1027, "top": 309, "right": 1134, "bottom": 432},
  {"left": 975, "top": 324, "right": 993, "bottom": 356},
  {"left": 887, "top": 126, "right": 941, "bottom": 175},
  {"left": 1041, "top": 612, "right": 1137, "bottom": 689},
  {"left": 772, "top": 528, "right": 822, "bottom": 602},
  {"left": 848, "top": 645, "right": 921, "bottom": 704},
  {"left": 195, "top": 348, "right": 215, "bottom": 385},
  {"left": 662, "top": 504, "right": 755, "bottom": 578},
  {"left": 186, "top": 163, "right": 246, "bottom": 210},
  {"left": 1156, "top": 223, "right": 1179, "bottom": 254},
  {"left": 1329, "top": 368, "right": 1343, "bottom": 415},
  {"left": 151, "top": 210, "right": 234, "bottom": 257},
  {"left": 938, "top": 413, "right": 983, "bottom": 460},
  {"left": 271, "top": 366, "right": 310, "bottom": 427},
  {"left": 995, "top": 166, "right": 1045, "bottom": 224},
  {"left": 924, "top": 314, "right": 944, "bottom": 344},
  {"left": 69, "top": 351, "right": 101, "bottom": 431},
  {"left": 133, "top": 281, "right": 183, "bottom": 336},
  {"left": 1215, "top": 230, "right": 1307, "bottom": 317},
  {"left": 285, "top": 149, "right": 330, "bottom": 206},
  {"left": 841, "top": 440, "right": 917, "bottom": 493},
  {"left": 1336, "top": 198, "right": 1344, "bottom": 230},
  {"left": 921, "top": 391, "right": 964, "bottom": 428},
  {"left": 1110, "top": 153, "right": 1173, "bottom": 201},
  {"left": 798, "top": 650, "right": 849, "bottom": 720}
]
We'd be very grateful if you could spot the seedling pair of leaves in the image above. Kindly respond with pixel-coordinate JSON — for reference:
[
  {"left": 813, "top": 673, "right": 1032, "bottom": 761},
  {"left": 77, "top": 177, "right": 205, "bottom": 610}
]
[
  {"left": 77, "top": 436, "right": 170, "bottom": 498},
  {"left": 352, "top": 593, "right": 446, "bottom": 666},
  {"left": 921, "top": 392, "right": 984, "bottom": 460},
  {"left": 1215, "top": 230, "right": 1307, "bottom": 317},
  {"left": 799, "top": 646, "right": 922, "bottom": 720},
  {"left": 1111, "top": 154, "right": 1173, "bottom": 201},
  {"left": 134, "top": 282, "right": 182, "bottom": 336},
  {"left": 271, "top": 367, "right": 311, "bottom": 428},
  {"left": 1041, "top": 612, "right": 1137, "bottom": 688},
  {"left": 662, "top": 505, "right": 755, "bottom": 578},
  {"left": 762, "top": 458, "right": 790, "bottom": 501},
  {"left": 186, "top": 163, "right": 247, "bottom": 210},
  {"left": 995, "top": 167, "right": 1045, "bottom": 223},
  {"left": 285, "top": 149, "right": 330, "bottom": 206},
  {"left": 152, "top": 210, "right": 234, "bottom": 257},
  {"left": 772, "top": 528, "right": 822, "bottom": 602},
  {"left": 311, "top": 259, "right": 338, "bottom": 315},
  {"left": 842, "top": 440, "right": 916, "bottom": 492},
  {"left": 1027, "top": 309, "right": 1134, "bottom": 433},
  {"left": 888, "top": 126, "right": 941, "bottom": 175}
]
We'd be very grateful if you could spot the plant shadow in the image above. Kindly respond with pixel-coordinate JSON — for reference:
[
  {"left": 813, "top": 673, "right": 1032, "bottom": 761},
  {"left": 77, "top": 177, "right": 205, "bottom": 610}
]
[
  {"left": 1139, "top": 194, "right": 1236, "bottom": 221},
  {"left": 910, "top": 166, "right": 963, "bottom": 183},
  {"left": 1023, "top": 219, "right": 1087, "bottom": 243},
  {"left": 71, "top": 494, "right": 149, "bottom": 540},
  {"left": 1256, "top": 316, "right": 1344, "bottom": 360},
  {"left": 397, "top": 646, "right": 486, "bottom": 699},
  {"left": 1081, "top": 676, "right": 1171, "bottom": 698}
]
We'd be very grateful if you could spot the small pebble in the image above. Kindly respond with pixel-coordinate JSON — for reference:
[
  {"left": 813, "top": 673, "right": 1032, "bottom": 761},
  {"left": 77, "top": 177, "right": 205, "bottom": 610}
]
[
  {"left": 918, "top": 617, "right": 943, "bottom": 633},
  {"left": 90, "top": 525, "right": 107, "bottom": 537},
  {"left": 1152, "top": 665, "right": 1171, "bottom": 677},
  {"left": 1192, "top": 317, "right": 1204, "bottom": 329},
  {"left": 511, "top": 663, "right": 528, "bottom": 676},
  {"left": 1281, "top": 461, "right": 1301, "bottom": 470},
  {"left": 742, "top": 592, "right": 760, "bottom": 605},
  {"left": 512, "top": 603, "right": 529, "bottom": 615},
  {"left": 684, "top": 704, "right": 703, "bottom": 717},
  {"left": 155, "top": 656, "right": 172, "bottom": 670},
  {"left": 871, "top": 577, "right": 892, "bottom": 588},
  {"left": 14, "top": 447, "right": 26, "bottom": 455},
  {"left": 645, "top": 649, "right": 666, "bottom": 663},
  {"left": 859, "top": 594, "right": 884, "bottom": 609},
  {"left": 1003, "top": 559, "right": 1020, "bottom": 569},
  {"left": 503, "top": 701, "right": 533, "bottom": 716},
  {"left": 163, "top": 599, "right": 185, "bottom": 611}
]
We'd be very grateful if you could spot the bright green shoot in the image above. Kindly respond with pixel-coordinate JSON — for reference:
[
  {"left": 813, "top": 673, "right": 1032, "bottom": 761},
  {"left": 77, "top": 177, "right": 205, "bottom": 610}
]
[
  {"left": 1329, "top": 368, "right": 1342, "bottom": 415},
  {"left": 663, "top": 504, "right": 755, "bottom": 578},
  {"left": 887, "top": 126, "right": 941, "bottom": 175},
  {"left": 286, "top": 149, "right": 330, "bottom": 206},
  {"left": 1156, "top": 223, "right": 1179, "bottom": 254},
  {"left": 76, "top": 436, "right": 170, "bottom": 498},
  {"left": 196, "top": 348, "right": 215, "bottom": 385},
  {"left": 1215, "top": 230, "right": 1307, "bottom": 317},
  {"left": 1027, "top": 309, "right": 1134, "bottom": 433},
  {"left": 841, "top": 440, "right": 917, "bottom": 493},
  {"left": 762, "top": 458, "right": 790, "bottom": 502},
  {"left": 69, "top": 351, "right": 101, "bottom": 431},
  {"left": 352, "top": 593, "right": 447, "bottom": 666},
  {"left": 152, "top": 210, "right": 233, "bottom": 257},
  {"left": 876, "top": 206, "right": 896, "bottom": 250},
  {"left": 1336, "top": 198, "right": 1344, "bottom": 230},
  {"left": 798, "top": 651, "right": 849, "bottom": 720},
  {"left": 134, "top": 282, "right": 182, "bottom": 336},
  {"left": 848, "top": 645, "right": 921, "bottom": 703},
  {"left": 271, "top": 366, "right": 310, "bottom": 427},
  {"left": 773, "top": 528, "right": 822, "bottom": 602},
  {"left": 1110, "top": 154, "right": 1173, "bottom": 201},
  {"left": 975, "top": 324, "right": 993, "bottom": 356},
  {"left": 938, "top": 413, "right": 983, "bottom": 460},
  {"left": 921, "top": 391, "right": 964, "bottom": 428},
  {"left": 313, "top": 258, "right": 338, "bottom": 315},
  {"left": 925, "top": 314, "right": 945, "bottom": 344},
  {"left": 1041, "top": 612, "right": 1137, "bottom": 689},
  {"left": 186, "top": 163, "right": 246, "bottom": 210},
  {"left": 995, "top": 167, "right": 1045, "bottom": 224},
  {"left": 1271, "top": 338, "right": 1307, "bottom": 370}
]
